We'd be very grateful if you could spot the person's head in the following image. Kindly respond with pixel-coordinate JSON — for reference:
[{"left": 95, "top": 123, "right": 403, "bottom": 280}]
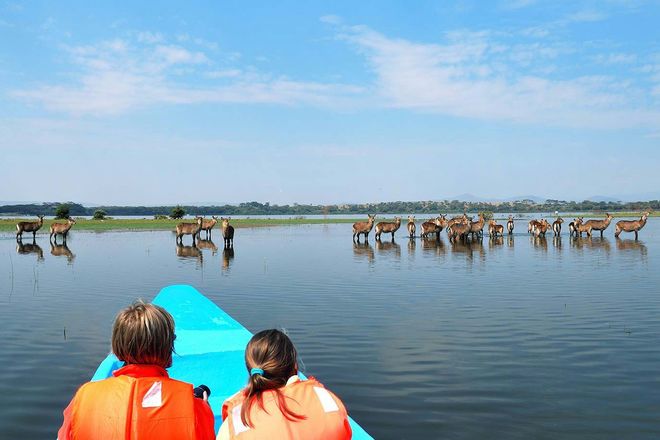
[
  {"left": 111, "top": 300, "right": 176, "bottom": 369},
  {"left": 241, "top": 329, "right": 305, "bottom": 426}
]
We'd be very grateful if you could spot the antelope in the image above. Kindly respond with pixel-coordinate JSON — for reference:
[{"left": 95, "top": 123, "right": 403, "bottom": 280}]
[
  {"left": 533, "top": 219, "right": 551, "bottom": 237},
  {"left": 50, "top": 242, "right": 75, "bottom": 263},
  {"left": 221, "top": 217, "right": 234, "bottom": 248},
  {"left": 198, "top": 215, "right": 218, "bottom": 239},
  {"left": 375, "top": 216, "right": 402, "bottom": 241},
  {"left": 575, "top": 217, "right": 593, "bottom": 237},
  {"left": 421, "top": 216, "right": 447, "bottom": 239},
  {"left": 50, "top": 217, "right": 76, "bottom": 244},
  {"left": 446, "top": 214, "right": 469, "bottom": 236},
  {"left": 196, "top": 238, "right": 218, "bottom": 255},
  {"left": 552, "top": 217, "right": 563, "bottom": 237},
  {"left": 16, "top": 240, "right": 44, "bottom": 261},
  {"left": 448, "top": 222, "right": 471, "bottom": 242},
  {"left": 583, "top": 213, "right": 614, "bottom": 237},
  {"left": 175, "top": 216, "right": 203, "bottom": 245},
  {"left": 469, "top": 213, "right": 485, "bottom": 239},
  {"left": 407, "top": 215, "right": 416, "bottom": 238},
  {"left": 352, "top": 214, "right": 376, "bottom": 242},
  {"left": 488, "top": 219, "right": 504, "bottom": 237},
  {"left": 16, "top": 215, "right": 44, "bottom": 241},
  {"left": 615, "top": 212, "right": 650, "bottom": 239},
  {"left": 507, "top": 215, "right": 514, "bottom": 235},
  {"left": 568, "top": 218, "right": 581, "bottom": 237},
  {"left": 527, "top": 220, "right": 538, "bottom": 234}
]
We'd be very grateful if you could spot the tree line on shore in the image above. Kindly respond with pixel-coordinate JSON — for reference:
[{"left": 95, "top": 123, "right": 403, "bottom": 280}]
[{"left": 1, "top": 199, "right": 659, "bottom": 218}]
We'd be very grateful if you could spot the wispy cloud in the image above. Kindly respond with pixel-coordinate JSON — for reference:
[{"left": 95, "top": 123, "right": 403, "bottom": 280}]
[
  {"left": 12, "top": 34, "right": 363, "bottom": 115},
  {"left": 334, "top": 22, "right": 660, "bottom": 129}
]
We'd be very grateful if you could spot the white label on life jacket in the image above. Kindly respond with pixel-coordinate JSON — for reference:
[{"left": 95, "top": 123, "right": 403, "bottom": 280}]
[
  {"left": 314, "top": 387, "right": 339, "bottom": 413},
  {"left": 232, "top": 404, "right": 250, "bottom": 435},
  {"left": 142, "top": 381, "right": 162, "bottom": 408}
]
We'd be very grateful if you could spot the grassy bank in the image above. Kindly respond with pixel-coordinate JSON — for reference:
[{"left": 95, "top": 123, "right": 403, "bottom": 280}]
[{"left": 0, "top": 217, "right": 358, "bottom": 233}]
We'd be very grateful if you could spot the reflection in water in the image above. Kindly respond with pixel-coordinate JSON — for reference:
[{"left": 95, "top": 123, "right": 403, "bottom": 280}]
[
  {"left": 16, "top": 240, "right": 44, "bottom": 261},
  {"left": 196, "top": 239, "right": 218, "bottom": 256},
  {"left": 421, "top": 237, "right": 446, "bottom": 259},
  {"left": 353, "top": 242, "right": 375, "bottom": 264},
  {"left": 451, "top": 239, "right": 485, "bottom": 261},
  {"left": 50, "top": 242, "right": 75, "bottom": 263},
  {"left": 616, "top": 238, "right": 648, "bottom": 258},
  {"left": 553, "top": 236, "right": 562, "bottom": 249},
  {"left": 507, "top": 235, "right": 515, "bottom": 248},
  {"left": 375, "top": 239, "right": 401, "bottom": 259},
  {"left": 222, "top": 247, "right": 235, "bottom": 272},
  {"left": 570, "top": 236, "right": 612, "bottom": 256},
  {"left": 175, "top": 243, "right": 203, "bottom": 262},
  {"left": 531, "top": 236, "right": 548, "bottom": 252},
  {"left": 488, "top": 236, "right": 504, "bottom": 249}
]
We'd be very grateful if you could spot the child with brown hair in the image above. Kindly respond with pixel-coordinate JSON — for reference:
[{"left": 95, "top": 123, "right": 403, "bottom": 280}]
[{"left": 58, "top": 300, "right": 215, "bottom": 440}]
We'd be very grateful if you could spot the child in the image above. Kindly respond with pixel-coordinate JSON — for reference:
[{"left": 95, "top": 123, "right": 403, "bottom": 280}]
[
  {"left": 218, "top": 329, "right": 352, "bottom": 439},
  {"left": 58, "top": 301, "right": 215, "bottom": 440}
]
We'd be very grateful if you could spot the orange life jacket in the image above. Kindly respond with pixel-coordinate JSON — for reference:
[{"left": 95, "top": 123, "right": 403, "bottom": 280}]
[
  {"left": 221, "top": 377, "right": 352, "bottom": 440},
  {"left": 58, "top": 364, "right": 215, "bottom": 440}
]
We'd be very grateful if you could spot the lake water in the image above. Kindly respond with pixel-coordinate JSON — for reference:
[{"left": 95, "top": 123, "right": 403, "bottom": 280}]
[{"left": 1, "top": 219, "right": 659, "bottom": 439}]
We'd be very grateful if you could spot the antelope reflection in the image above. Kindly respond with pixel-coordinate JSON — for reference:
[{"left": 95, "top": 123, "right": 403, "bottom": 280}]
[
  {"left": 222, "top": 246, "right": 235, "bottom": 272},
  {"left": 196, "top": 238, "right": 218, "bottom": 256},
  {"left": 615, "top": 238, "right": 647, "bottom": 258},
  {"left": 375, "top": 238, "right": 401, "bottom": 259},
  {"left": 353, "top": 242, "right": 375, "bottom": 263},
  {"left": 570, "top": 236, "right": 611, "bottom": 255},
  {"left": 176, "top": 243, "right": 203, "bottom": 262},
  {"left": 421, "top": 236, "right": 446, "bottom": 258},
  {"left": 531, "top": 235, "right": 548, "bottom": 252},
  {"left": 450, "top": 238, "right": 485, "bottom": 261},
  {"left": 488, "top": 236, "right": 504, "bottom": 250},
  {"left": 16, "top": 239, "right": 44, "bottom": 261},
  {"left": 50, "top": 242, "right": 75, "bottom": 263}
]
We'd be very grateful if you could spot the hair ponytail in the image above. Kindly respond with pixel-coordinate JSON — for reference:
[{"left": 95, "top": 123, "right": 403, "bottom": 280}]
[{"left": 241, "top": 330, "right": 307, "bottom": 427}]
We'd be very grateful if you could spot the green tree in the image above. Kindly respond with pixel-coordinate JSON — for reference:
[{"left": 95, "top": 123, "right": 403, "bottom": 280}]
[
  {"left": 170, "top": 205, "right": 186, "bottom": 219},
  {"left": 55, "top": 204, "right": 70, "bottom": 219},
  {"left": 93, "top": 209, "right": 107, "bottom": 220}
]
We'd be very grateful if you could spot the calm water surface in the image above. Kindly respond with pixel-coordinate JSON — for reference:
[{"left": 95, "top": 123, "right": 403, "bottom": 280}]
[{"left": 1, "top": 220, "right": 659, "bottom": 439}]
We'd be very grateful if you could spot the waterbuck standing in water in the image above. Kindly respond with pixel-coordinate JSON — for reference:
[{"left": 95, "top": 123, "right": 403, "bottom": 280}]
[
  {"left": 50, "top": 218, "right": 76, "bottom": 244},
  {"left": 507, "top": 215, "right": 514, "bottom": 235},
  {"left": 375, "top": 217, "right": 402, "bottom": 241},
  {"left": 469, "top": 213, "right": 485, "bottom": 239},
  {"left": 198, "top": 216, "right": 218, "bottom": 239},
  {"left": 552, "top": 217, "right": 564, "bottom": 237},
  {"left": 615, "top": 212, "right": 650, "bottom": 239},
  {"left": 221, "top": 217, "right": 234, "bottom": 248},
  {"left": 352, "top": 214, "right": 376, "bottom": 242},
  {"left": 407, "top": 215, "right": 416, "bottom": 238},
  {"left": 16, "top": 215, "right": 44, "bottom": 241},
  {"left": 488, "top": 219, "right": 504, "bottom": 238},
  {"left": 176, "top": 216, "right": 203, "bottom": 245},
  {"left": 421, "top": 216, "right": 447, "bottom": 239},
  {"left": 583, "top": 213, "right": 614, "bottom": 237}
]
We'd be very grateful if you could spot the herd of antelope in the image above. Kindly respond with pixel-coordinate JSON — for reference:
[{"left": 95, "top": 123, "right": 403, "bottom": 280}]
[
  {"left": 352, "top": 212, "right": 652, "bottom": 242},
  {"left": 174, "top": 215, "right": 235, "bottom": 248}
]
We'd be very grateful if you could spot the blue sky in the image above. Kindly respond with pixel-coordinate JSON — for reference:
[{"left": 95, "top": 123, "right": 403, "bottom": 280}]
[{"left": 1, "top": 0, "right": 660, "bottom": 205}]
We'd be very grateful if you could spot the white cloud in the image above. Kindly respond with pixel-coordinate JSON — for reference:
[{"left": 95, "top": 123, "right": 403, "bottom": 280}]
[
  {"left": 12, "top": 34, "right": 363, "bottom": 115},
  {"left": 336, "top": 23, "right": 660, "bottom": 129}
]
